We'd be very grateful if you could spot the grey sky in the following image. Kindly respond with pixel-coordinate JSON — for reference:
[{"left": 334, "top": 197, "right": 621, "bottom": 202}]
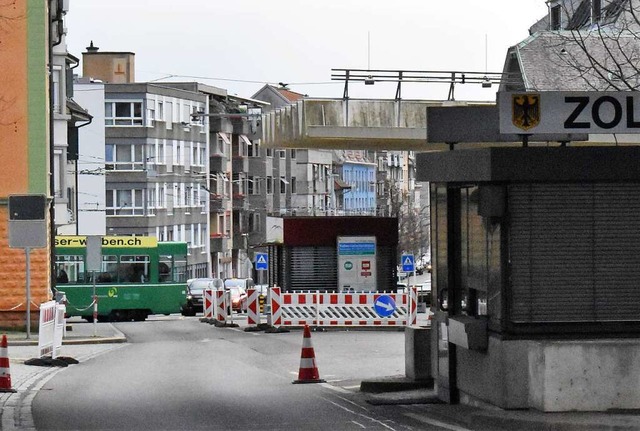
[{"left": 66, "top": 1, "right": 548, "bottom": 101}]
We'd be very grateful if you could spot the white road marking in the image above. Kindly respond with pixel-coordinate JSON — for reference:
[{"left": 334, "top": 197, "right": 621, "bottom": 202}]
[
  {"left": 319, "top": 396, "right": 398, "bottom": 430},
  {"left": 405, "top": 412, "right": 473, "bottom": 431}
]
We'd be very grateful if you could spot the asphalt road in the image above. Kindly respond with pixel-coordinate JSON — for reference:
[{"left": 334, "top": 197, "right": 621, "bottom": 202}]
[{"left": 30, "top": 317, "right": 434, "bottom": 431}]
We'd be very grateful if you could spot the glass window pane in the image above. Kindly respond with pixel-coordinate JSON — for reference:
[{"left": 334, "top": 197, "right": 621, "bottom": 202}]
[
  {"left": 116, "top": 145, "right": 132, "bottom": 162},
  {"left": 117, "top": 190, "right": 132, "bottom": 206},
  {"left": 105, "top": 144, "right": 114, "bottom": 162},
  {"left": 115, "top": 102, "right": 131, "bottom": 117},
  {"left": 99, "top": 255, "right": 118, "bottom": 283}
]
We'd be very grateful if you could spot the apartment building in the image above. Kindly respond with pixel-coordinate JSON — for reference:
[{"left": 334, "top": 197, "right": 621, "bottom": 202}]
[{"left": 81, "top": 47, "right": 210, "bottom": 276}]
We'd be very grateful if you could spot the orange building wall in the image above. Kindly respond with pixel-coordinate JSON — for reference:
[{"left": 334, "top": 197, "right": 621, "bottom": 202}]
[
  {"left": 0, "top": 2, "right": 29, "bottom": 193},
  {"left": 0, "top": 1, "right": 51, "bottom": 329}
]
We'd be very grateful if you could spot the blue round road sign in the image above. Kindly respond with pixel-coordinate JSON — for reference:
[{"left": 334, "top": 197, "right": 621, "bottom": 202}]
[{"left": 374, "top": 295, "right": 396, "bottom": 317}]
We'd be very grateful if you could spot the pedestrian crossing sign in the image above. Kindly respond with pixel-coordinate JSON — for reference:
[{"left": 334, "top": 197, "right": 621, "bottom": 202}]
[
  {"left": 401, "top": 254, "right": 415, "bottom": 272},
  {"left": 255, "top": 253, "right": 268, "bottom": 271}
]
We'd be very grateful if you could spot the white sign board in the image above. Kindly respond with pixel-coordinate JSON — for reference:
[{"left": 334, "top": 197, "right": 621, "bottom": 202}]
[
  {"left": 337, "top": 236, "right": 376, "bottom": 293},
  {"left": 499, "top": 91, "right": 640, "bottom": 135}
]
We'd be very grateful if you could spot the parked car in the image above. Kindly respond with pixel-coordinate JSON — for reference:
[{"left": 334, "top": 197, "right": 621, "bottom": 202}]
[
  {"left": 181, "top": 278, "right": 222, "bottom": 316},
  {"left": 223, "top": 278, "right": 253, "bottom": 312}
]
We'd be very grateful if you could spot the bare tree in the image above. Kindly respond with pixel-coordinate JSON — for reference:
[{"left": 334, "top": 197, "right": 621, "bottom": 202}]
[
  {"left": 530, "top": 0, "right": 640, "bottom": 91},
  {"left": 384, "top": 180, "right": 429, "bottom": 260}
]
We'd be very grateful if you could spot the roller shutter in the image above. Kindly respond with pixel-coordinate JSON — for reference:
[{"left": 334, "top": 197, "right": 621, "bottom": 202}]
[
  {"left": 285, "top": 246, "right": 337, "bottom": 291},
  {"left": 509, "top": 183, "right": 640, "bottom": 323}
]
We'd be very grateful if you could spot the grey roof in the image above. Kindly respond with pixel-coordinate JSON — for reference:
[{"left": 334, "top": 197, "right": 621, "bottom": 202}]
[
  {"left": 502, "top": 0, "right": 640, "bottom": 92},
  {"left": 504, "top": 31, "right": 640, "bottom": 91}
]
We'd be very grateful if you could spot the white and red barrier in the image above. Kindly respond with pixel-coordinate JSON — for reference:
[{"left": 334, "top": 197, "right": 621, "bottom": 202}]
[
  {"left": 266, "top": 287, "right": 417, "bottom": 328},
  {"left": 38, "top": 300, "right": 66, "bottom": 359},
  {"left": 214, "top": 289, "right": 229, "bottom": 323},
  {"left": 203, "top": 288, "right": 214, "bottom": 319},
  {"left": 246, "top": 288, "right": 260, "bottom": 326}
]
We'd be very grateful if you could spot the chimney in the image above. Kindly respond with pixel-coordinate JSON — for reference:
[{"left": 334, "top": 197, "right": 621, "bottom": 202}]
[{"left": 82, "top": 41, "right": 135, "bottom": 83}]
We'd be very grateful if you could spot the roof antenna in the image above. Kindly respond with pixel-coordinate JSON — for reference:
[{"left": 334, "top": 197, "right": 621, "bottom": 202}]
[
  {"left": 365, "top": 31, "right": 375, "bottom": 85},
  {"left": 482, "top": 34, "right": 492, "bottom": 88}
]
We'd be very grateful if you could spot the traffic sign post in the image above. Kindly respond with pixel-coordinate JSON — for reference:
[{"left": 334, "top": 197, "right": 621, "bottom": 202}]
[
  {"left": 255, "top": 253, "right": 268, "bottom": 292},
  {"left": 400, "top": 254, "right": 416, "bottom": 323},
  {"left": 8, "top": 194, "right": 47, "bottom": 339},
  {"left": 255, "top": 253, "right": 268, "bottom": 270}
]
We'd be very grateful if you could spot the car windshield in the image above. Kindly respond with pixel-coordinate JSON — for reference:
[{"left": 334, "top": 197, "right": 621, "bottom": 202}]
[
  {"left": 224, "top": 279, "right": 245, "bottom": 288},
  {"left": 189, "top": 279, "right": 212, "bottom": 291},
  {"left": 226, "top": 286, "right": 245, "bottom": 296}
]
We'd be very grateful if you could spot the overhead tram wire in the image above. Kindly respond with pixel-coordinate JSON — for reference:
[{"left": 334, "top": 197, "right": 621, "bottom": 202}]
[{"left": 144, "top": 72, "right": 336, "bottom": 87}]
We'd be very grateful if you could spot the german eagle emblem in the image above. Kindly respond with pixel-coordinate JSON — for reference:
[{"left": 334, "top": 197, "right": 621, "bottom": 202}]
[{"left": 512, "top": 94, "right": 540, "bottom": 131}]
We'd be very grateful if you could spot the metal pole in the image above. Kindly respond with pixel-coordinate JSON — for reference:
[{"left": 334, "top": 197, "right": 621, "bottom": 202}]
[
  {"left": 92, "top": 270, "right": 97, "bottom": 337},
  {"left": 25, "top": 247, "right": 31, "bottom": 339}
]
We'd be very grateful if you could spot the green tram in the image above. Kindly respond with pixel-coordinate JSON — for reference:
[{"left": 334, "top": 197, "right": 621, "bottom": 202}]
[{"left": 54, "top": 236, "right": 188, "bottom": 322}]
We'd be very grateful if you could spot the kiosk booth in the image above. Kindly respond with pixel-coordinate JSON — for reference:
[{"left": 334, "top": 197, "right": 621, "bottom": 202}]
[{"left": 419, "top": 93, "right": 640, "bottom": 411}]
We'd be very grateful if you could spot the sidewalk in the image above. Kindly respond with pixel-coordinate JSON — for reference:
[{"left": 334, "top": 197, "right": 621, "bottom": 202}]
[
  {"left": 360, "top": 378, "right": 640, "bottom": 430},
  {"left": 2, "top": 319, "right": 127, "bottom": 391}
]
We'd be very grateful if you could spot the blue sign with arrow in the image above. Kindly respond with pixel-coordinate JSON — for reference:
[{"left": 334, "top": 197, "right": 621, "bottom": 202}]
[
  {"left": 374, "top": 295, "right": 396, "bottom": 317},
  {"left": 255, "top": 252, "right": 268, "bottom": 271},
  {"left": 401, "top": 254, "right": 415, "bottom": 272}
]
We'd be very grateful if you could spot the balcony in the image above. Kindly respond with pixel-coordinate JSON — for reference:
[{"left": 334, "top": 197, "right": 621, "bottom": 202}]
[
  {"left": 231, "top": 118, "right": 249, "bottom": 135},
  {"left": 210, "top": 196, "right": 225, "bottom": 212},
  {"left": 210, "top": 234, "right": 228, "bottom": 253},
  {"left": 232, "top": 194, "right": 247, "bottom": 210},
  {"left": 232, "top": 156, "right": 248, "bottom": 173},
  {"left": 210, "top": 155, "right": 226, "bottom": 172}
]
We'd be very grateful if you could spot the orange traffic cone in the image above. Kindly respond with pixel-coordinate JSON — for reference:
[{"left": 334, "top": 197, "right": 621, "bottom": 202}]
[
  {"left": 293, "top": 325, "right": 325, "bottom": 384},
  {"left": 0, "top": 334, "right": 16, "bottom": 393}
]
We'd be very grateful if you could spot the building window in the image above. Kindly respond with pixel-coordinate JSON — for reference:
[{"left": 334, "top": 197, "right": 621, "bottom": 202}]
[
  {"left": 266, "top": 148, "right": 273, "bottom": 157},
  {"left": 52, "top": 68, "right": 62, "bottom": 114},
  {"left": 248, "top": 176, "right": 261, "bottom": 195},
  {"left": 248, "top": 140, "right": 260, "bottom": 157},
  {"left": 280, "top": 177, "right": 287, "bottom": 193},
  {"left": 105, "top": 143, "right": 144, "bottom": 171},
  {"left": 291, "top": 177, "right": 297, "bottom": 194},
  {"left": 267, "top": 176, "right": 273, "bottom": 194},
  {"left": 592, "top": 0, "right": 601, "bottom": 22},
  {"left": 249, "top": 213, "right": 261, "bottom": 233},
  {"left": 106, "top": 189, "right": 144, "bottom": 215},
  {"left": 290, "top": 149, "right": 296, "bottom": 159},
  {"left": 278, "top": 150, "right": 286, "bottom": 159},
  {"left": 105, "top": 101, "right": 143, "bottom": 126},
  {"left": 551, "top": 5, "right": 562, "bottom": 29},
  {"left": 146, "top": 100, "right": 155, "bottom": 126}
]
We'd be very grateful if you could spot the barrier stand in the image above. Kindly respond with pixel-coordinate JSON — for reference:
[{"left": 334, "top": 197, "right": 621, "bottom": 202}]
[
  {"left": 200, "top": 288, "right": 215, "bottom": 323},
  {"left": 244, "top": 288, "right": 264, "bottom": 332},
  {"left": 212, "top": 288, "right": 238, "bottom": 328},
  {"left": 24, "top": 301, "right": 78, "bottom": 367},
  {"left": 265, "top": 286, "right": 289, "bottom": 333}
]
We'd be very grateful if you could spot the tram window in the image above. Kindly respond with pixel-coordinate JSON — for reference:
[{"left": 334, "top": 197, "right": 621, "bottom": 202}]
[
  {"left": 55, "top": 255, "right": 84, "bottom": 284},
  {"left": 174, "top": 255, "right": 187, "bottom": 282},
  {"left": 100, "top": 255, "right": 118, "bottom": 283},
  {"left": 159, "top": 255, "right": 173, "bottom": 282},
  {"left": 121, "top": 255, "right": 150, "bottom": 283},
  {"left": 159, "top": 254, "right": 187, "bottom": 283}
]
